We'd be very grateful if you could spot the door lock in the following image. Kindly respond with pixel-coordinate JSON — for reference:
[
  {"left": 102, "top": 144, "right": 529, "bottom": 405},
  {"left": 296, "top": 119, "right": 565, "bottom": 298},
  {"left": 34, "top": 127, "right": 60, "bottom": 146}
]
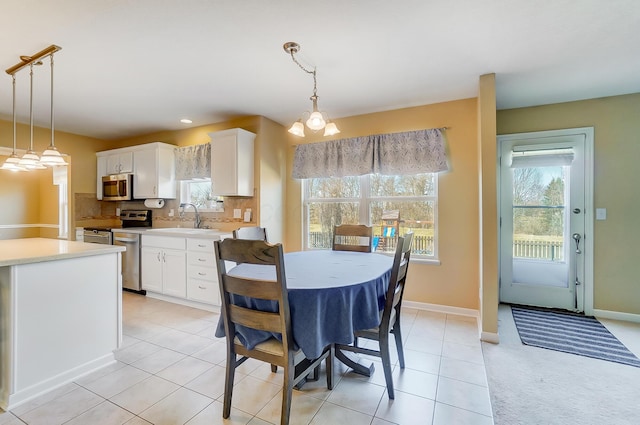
[{"left": 572, "top": 208, "right": 581, "bottom": 214}]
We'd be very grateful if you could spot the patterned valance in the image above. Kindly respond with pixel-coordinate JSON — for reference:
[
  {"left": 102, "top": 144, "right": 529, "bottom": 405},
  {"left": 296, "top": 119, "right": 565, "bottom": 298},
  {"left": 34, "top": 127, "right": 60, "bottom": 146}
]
[
  {"left": 292, "top": 128, "right": 449, "bottom": 179},
  {"left": 175, "top": 143, "right": 211, "bottom": 180}
]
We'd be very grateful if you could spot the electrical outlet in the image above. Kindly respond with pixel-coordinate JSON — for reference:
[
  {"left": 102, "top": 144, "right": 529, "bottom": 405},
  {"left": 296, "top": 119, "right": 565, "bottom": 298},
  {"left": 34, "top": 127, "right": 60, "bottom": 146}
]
[{"left": 233, "top": 209, "right": 242, "bottom": 219}]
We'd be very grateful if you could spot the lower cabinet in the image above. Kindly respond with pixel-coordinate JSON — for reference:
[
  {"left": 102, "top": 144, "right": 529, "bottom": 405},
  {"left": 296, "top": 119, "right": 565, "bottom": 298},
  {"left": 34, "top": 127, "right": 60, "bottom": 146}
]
[
  {"left": 141, "top": 236, "right": 187, "bottom": 298},
  {"left": 186, "top": 238, "right": 220, "bottom": 305},
  {"left": 141, "top": 235, "right": 221, "bottom": 307}
]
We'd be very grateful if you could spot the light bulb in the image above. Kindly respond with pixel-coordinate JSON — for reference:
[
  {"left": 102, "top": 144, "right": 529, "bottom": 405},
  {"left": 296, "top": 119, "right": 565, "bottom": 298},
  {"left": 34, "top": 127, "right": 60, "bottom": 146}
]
[{"left": 306, "top": 111, "right": 326, "bottom": 131}]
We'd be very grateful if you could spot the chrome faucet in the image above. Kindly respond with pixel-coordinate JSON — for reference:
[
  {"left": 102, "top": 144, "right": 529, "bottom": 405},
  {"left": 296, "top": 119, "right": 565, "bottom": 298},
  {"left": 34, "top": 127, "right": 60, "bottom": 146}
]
[{"left": 179, "top": 203, "right": 201, "bottom": 228}]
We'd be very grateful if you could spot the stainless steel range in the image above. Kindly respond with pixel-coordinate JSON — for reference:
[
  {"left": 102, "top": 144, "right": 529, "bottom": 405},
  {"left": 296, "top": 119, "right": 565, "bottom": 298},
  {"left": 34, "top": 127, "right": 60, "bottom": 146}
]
[{"left": 83, "top": 210, "right": 152, "bottom": 293}]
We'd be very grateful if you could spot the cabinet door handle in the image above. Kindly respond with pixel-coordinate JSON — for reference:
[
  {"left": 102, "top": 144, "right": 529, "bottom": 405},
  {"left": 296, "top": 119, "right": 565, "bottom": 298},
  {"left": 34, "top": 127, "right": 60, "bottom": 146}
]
[
  {"left": 162, "top": 252, "right": 166, "bottom": 262},
  {"left": 157, "top": 252, "right": 161, "bottom": 262},
  {"left": 198, "top": 258, "right": 206, "bottom": 262},
  {"left": 198, "top": 285, "right": 206, "bottom": 289},
  {"left": 198, "top": 272, "right": 206, "bottom": 276},
  {"left": 197, "top": 244, "right": 206, "bottom": 248}
]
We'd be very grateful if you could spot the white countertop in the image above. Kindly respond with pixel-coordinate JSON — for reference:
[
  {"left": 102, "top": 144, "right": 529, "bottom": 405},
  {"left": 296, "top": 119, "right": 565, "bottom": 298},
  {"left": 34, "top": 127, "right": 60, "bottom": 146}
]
[
  {"left": 108, "top": 227, "right": 232, "bottom": 239},
  {"left": 0, "top": 238, "right": 126, "bottom": 267}
]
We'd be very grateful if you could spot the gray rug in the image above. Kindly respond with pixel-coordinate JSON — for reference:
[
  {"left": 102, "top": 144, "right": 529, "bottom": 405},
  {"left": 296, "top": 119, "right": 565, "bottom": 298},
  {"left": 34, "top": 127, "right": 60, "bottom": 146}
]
[{"left": 511, "top": 305, "right": 640, "bottom": 367}]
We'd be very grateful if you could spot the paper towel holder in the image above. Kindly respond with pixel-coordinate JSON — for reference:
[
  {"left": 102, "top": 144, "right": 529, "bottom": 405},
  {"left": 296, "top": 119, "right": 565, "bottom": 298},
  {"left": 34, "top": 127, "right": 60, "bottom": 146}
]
[{"left": 144, "top": 198, "right": 165, "bottom": 209}]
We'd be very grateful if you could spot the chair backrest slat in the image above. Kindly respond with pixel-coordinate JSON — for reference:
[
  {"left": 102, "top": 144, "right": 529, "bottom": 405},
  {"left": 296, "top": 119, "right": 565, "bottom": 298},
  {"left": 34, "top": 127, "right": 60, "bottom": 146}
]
[
  {"left": 332, "top": 224, "right": 373, "bottom": 253},
  {"left": 229, "top": 304, "right": 282, "bottom": 333},
  {"left": 224, "top": 275, "right": 281, "bottom": 300},
  {"left": 233, "top": 226, "right": 268, "bottom": 242}
]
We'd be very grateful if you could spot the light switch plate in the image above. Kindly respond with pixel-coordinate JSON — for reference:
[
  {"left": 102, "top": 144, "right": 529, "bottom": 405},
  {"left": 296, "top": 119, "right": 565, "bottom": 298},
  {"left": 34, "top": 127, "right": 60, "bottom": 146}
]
[
  {"left": 233, "top": 209, "right": 242, "bottom": 219},
  {"left": 596, "top": 208, "right": 607, "bottom": 220}
]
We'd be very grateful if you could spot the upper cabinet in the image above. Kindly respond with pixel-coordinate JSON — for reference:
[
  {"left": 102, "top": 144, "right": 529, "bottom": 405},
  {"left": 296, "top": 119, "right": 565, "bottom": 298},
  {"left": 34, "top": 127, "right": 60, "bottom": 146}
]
[
  {"left": 106, "top": 151, "right": 133, "bottom": 174},
  {"left": 96, "top": 142, "right": 177, "bottom": 200},
  {"left": 209, "top": 128, "right": 255, "bottom": 196},
  {"left": 133, "top": 144, "right": 176, "bottom": 199}
]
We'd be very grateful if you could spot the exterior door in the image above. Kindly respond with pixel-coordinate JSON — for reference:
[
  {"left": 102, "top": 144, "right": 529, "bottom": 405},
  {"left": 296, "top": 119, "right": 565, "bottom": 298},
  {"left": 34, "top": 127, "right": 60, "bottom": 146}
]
[{"left": 499, "top": 128, "right": 593, "bottom": 312}]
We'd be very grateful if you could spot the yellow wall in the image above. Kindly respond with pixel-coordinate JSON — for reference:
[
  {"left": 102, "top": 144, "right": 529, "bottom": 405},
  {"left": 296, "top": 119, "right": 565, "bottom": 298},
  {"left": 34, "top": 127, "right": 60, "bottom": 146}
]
[
  {"left": 497, "top": 93, "right": 640, "bottom": 315},
  {"left": 0, "top": 120, "right": 106, "bottom": 237},
  {"left": 284, "top": 98, "right": 481, "bottom": 310}
]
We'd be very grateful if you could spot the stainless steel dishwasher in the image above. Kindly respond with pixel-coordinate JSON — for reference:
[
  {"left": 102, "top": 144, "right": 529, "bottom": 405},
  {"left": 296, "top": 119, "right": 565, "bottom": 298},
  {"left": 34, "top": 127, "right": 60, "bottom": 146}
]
[{"left": 113, "top": 231, "right": 143, "bottom": 293}]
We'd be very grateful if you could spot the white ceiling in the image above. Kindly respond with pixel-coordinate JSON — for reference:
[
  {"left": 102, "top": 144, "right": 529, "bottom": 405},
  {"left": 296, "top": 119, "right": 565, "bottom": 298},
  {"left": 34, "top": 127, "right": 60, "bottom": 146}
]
[{"left": 1, "top": 0, "right": 639, "bottom": 140}]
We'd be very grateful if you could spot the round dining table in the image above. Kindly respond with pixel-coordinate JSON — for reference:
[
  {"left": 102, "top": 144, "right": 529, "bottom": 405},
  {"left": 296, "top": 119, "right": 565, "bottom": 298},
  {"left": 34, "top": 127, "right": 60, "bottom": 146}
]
[{"left": 215, "top": 249, "right": 394, "bottom": 375}]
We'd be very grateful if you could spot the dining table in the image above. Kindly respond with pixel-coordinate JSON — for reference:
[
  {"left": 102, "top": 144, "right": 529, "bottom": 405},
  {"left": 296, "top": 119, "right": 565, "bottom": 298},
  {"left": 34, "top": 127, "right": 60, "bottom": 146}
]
[{"left": 214, "top": 249, "right": 394, "bottom": 376}]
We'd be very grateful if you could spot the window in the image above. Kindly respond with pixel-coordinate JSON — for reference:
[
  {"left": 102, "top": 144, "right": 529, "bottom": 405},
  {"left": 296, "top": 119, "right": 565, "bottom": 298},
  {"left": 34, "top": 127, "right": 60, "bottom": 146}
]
[
  {"left": 179, "top": 179, "right": 224, "bottom": 211},
  {"left": 303, "top": 173, "right": 437, "bottom": 258}
]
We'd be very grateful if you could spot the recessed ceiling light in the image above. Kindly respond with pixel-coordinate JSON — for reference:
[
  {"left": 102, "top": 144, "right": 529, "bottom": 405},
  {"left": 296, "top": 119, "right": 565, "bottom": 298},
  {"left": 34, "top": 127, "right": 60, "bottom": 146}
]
[{"left": 180, "top": 118, "right": 193, "bottom": 124}]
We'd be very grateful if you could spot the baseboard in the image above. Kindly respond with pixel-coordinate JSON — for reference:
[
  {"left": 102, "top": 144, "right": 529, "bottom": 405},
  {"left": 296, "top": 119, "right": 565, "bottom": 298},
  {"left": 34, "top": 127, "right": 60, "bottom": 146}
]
[
  {"left": 480, "top": 331, "right": 500, "bottom": 344},
  {"left": 145, "top": 291, "right": 221, "bottom": 313},
  {"left": 593, "top": 309, "right": 640, "bottom": 324},
  {"left": 402, "top": 301, "right": 479, "bottom": 318}
]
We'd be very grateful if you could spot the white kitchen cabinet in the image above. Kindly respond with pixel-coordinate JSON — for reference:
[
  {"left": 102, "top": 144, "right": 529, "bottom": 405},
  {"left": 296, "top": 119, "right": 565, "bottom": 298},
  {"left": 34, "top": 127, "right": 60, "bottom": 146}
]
[
  {"left": 106, "top": 151, "right": 133, "bottom": 174},
  {"left": 96, "top": 156, "right": 107, "bottom": 200},
  {"left": 186, "top": 238, "right": 219, "bottom": 305},
  {"left": 209, "top": 128, "right": 255, "bottom": 196},
  {"left": 133, "top": 143, "right": 177, "bottom": 199},
  {"left": 141, "top": 236, "right": 186, "bottom": 297}
]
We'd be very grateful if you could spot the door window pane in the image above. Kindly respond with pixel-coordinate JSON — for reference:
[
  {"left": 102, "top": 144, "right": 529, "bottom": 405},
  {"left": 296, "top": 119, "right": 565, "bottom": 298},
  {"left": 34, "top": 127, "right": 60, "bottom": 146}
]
[{"left": 512, "top": 166, "right": 566, "bottom": 261}]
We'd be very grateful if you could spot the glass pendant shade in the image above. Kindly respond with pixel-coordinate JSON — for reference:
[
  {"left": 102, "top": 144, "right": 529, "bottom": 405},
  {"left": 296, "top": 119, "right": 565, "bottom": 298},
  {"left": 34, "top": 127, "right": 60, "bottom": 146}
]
[
  {"left": 306, "top": 111, "right": 326, "bottom": 131},
  {"left": 0, "top": 154, "right": 25, "bottom": 171},
  {"left": 288, "top": 120, "right": 305, "bottom": 137},
  {"left": 19, "top": 150, "right": 40, "bottom": 167},
  {"left": 323, "top": 121, "right": 340, "bottom": 136},
  {"left": 40, "top": 145, "right": 67, "bottom": 165}
]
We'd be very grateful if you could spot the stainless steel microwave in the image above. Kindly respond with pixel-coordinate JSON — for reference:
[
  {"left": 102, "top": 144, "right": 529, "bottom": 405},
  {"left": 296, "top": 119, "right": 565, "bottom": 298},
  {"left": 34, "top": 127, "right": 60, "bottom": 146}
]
[{"left": 102, "top": 174, "right": 133, "bottom": 201}]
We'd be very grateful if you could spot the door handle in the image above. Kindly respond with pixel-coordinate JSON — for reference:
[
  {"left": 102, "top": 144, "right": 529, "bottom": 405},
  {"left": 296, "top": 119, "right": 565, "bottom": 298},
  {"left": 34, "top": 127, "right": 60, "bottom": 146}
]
[
  {"left": 572, "top": 233, "right": 582, "bottom": 310},
  {"left": 572, "top": 233, "right": 581, "bottom": 254}
]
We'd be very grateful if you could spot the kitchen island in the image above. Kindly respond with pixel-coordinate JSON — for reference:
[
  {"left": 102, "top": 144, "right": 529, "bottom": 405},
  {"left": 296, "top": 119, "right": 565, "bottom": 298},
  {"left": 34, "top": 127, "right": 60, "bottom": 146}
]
[{"left": 0, "top": 238, "right": 125, "bottom": 411}]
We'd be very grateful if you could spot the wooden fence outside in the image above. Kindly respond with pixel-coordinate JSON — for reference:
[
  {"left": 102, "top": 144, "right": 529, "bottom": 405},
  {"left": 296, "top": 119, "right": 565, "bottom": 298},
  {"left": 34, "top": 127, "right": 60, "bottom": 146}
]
[{"left": 309, "top": 232, "right": 563, "bottom": 260}]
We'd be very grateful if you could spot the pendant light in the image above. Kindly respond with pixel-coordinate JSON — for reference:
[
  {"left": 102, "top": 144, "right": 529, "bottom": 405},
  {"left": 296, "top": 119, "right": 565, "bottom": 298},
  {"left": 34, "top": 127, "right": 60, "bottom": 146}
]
[
  {"left": 18, "top": 63, "right": 45, "bottom": 169},
  {"left": 39, "top": 53, "right": 67, "bottom": 166},
  {"left": 0, "top": 75, "right": 25, "bottom": 171},
  {"left": 284, "top": 42, "right": 340, "bottom": 137}
]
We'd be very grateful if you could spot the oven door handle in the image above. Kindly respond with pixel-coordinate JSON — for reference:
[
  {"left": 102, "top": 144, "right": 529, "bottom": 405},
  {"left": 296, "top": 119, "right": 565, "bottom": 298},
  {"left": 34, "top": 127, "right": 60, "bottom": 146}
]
[{"left": 114, "top": 237, "right": 138, "bottom": 243}]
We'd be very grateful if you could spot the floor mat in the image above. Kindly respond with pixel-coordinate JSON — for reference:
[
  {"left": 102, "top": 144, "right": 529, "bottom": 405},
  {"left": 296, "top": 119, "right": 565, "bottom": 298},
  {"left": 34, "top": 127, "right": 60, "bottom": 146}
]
[{"left": 511, "top": 305, "right": 640, "bottom": 368}]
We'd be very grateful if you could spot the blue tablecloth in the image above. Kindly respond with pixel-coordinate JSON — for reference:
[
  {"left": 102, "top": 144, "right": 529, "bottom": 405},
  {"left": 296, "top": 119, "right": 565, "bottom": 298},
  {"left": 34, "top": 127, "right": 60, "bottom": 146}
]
[{"left": 215, "top": 250, "right": 394, "bottom": 358}]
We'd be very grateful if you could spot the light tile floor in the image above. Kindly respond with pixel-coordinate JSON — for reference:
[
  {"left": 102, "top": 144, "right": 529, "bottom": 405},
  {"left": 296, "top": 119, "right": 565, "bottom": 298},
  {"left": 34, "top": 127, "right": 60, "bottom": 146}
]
[{"left": 0, "top": 292, "right": 494, "bottom": 425}]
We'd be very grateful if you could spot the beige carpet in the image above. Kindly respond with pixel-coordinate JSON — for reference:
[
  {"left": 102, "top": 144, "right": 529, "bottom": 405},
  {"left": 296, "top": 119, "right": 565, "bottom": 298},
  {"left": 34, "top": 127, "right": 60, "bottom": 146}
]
[{"left": 483, "top": 304, "right": 640, "bottom": 425}]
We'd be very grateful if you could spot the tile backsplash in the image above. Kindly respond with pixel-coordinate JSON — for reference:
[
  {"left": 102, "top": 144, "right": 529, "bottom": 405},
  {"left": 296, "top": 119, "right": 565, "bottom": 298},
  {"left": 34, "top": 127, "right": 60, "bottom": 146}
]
[{"left": 75, "top": 193, "right": 256, "bottom": 232}]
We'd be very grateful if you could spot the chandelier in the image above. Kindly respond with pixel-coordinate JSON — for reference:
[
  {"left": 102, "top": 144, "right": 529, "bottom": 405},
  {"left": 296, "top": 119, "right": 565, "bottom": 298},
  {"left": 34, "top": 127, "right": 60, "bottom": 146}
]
[
  {"left": 283, "top": 42, "right": 340, "bottom": 138},
  {"left": 1, "top": 45, "right": 66, "bottom": 172}
]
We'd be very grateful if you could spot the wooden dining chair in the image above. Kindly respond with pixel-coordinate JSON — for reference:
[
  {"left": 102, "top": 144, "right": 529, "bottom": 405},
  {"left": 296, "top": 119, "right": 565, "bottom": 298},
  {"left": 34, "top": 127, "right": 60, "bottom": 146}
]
[
  {"left": 332, "top": 224, "right": 373, "bottom": 252},
  {"left": 232, "top": 226, "right": 268, "bottom": 241},
  {"left": 214, "top": 238, "right": 333, "bottom": 425},
  {"left": 336, "top": 232, "right": 413, "bottom": 399}
]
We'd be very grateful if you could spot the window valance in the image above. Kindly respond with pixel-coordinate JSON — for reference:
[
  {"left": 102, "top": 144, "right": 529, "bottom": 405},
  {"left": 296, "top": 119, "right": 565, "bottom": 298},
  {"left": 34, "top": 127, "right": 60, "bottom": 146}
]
[
  {"left": 292, "top": 128, "right": 449, "bottom": 179},
  {"left": 175, "top": 143, "right": 211, "bottom": 180}
]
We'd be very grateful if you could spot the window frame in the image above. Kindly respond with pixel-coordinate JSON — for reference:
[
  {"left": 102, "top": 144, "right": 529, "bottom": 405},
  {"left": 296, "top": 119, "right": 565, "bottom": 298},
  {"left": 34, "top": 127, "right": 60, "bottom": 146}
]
[{"left": 302, "top": 173, "right": 439, "bottom": 261}]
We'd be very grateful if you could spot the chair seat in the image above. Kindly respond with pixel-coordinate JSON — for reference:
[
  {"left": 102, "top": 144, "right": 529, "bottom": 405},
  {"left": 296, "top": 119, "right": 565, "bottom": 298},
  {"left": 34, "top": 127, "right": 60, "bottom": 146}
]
[
  {"left": 234, "top": 336, "right": 306, "bottom": 363},
  {"left": 355, "top": 309, "right": 397, "bottom": 336}
]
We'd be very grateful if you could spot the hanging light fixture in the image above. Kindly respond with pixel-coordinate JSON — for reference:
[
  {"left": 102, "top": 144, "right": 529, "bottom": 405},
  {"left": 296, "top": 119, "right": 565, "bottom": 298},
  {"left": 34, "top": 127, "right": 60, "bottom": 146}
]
[
  {"left": 0, "top": 75, "right": 25, "bottom": 171},
  {"left": 2, "top": 44, "right": 64, "bottom": 172},
  {"left": 283, "top": 42, "right": 340, "bottom": 137},
  {"left": 40, "top": 53, "right": 67, "bottom": 166}
]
